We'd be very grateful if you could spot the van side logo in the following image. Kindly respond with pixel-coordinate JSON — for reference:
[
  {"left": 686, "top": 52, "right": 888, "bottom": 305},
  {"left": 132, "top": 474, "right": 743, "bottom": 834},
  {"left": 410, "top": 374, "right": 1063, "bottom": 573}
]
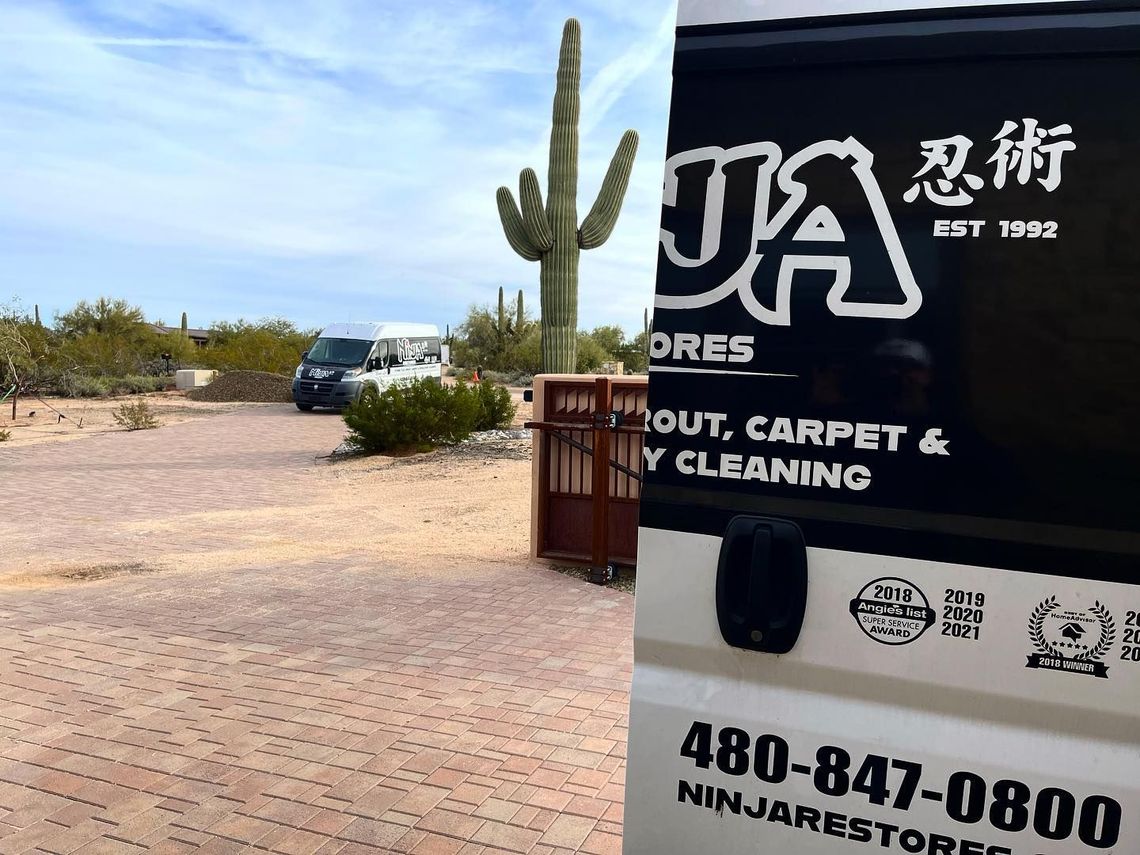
[
  {"left": 1026, "top": 596, "right": 1115, "bottom": 678},
  {"left": 657, "top": 138, "right": 922, "bottom": 326},
  {"left": 396, "top": 338, "right": 428, "bottom": 363}
]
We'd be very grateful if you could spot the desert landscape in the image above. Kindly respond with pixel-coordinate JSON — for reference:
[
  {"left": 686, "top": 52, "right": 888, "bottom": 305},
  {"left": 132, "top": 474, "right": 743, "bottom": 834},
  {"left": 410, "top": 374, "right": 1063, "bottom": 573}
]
[{"left": 0, "top": 392, "right": 542, "bottom": 590}]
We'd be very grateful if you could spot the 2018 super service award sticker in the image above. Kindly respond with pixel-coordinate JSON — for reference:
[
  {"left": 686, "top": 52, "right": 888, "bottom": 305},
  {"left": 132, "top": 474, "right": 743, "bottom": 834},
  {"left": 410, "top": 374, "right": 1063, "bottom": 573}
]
[
  {"left": 1026, "top": 596, "right": 1116, "bottom": 678},
  {"left": 849, "top": 578, "right": 936, "bottom": 645}
]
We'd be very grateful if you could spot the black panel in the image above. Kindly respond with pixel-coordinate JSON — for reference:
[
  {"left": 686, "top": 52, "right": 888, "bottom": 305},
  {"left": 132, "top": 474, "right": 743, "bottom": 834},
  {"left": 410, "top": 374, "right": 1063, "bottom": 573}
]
[{"left": 645, "top": 10, "right": 1140, "bottom": 579}]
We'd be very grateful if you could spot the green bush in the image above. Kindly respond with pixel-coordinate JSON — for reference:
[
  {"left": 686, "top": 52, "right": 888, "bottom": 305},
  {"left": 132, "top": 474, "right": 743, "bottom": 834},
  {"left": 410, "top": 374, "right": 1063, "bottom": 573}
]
[
  {"left": 0, "top": 428, "right": 10, "bottom": 442},
  {"left": 55, "top": 373, "right": 112, "bottom": 397},
  {"left": 112, "top": 399, "right": 161, "bottom": 431},
  {"left": 482, "top": 369, "right": 534, "bottom": 387},
  {"left": 342, "top": 378, "right": 515, "bottom": 454},
  {"left": 343, "top": 378, "right": 478, "bottom": 453},
  {"left": 472, "top": 380, "right": 516, "bottom": 431},
  {"left": 111, "top": 375, "right": 167, "bottom": 395},
  {"left": 52, "top": 374, "right": 168, "bottom": 397},
  {"left": 200, "top": 318, "right": 316, "bottom": 375},
  {"left": 575, "top": 334, "right": 609, "bottom": 373}
]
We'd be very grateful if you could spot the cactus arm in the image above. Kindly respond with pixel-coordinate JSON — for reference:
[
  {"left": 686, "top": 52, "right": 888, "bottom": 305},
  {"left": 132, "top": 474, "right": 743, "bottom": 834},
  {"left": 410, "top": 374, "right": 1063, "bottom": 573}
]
[
  {"left": 496, "top": 187, "right": 542, "bottom": 261},
  {"left": 519, "top": 169, "right": 554, "bottom": 251},
  {"left": 578, "top": 129, "right": 639, "bottom": 250}
]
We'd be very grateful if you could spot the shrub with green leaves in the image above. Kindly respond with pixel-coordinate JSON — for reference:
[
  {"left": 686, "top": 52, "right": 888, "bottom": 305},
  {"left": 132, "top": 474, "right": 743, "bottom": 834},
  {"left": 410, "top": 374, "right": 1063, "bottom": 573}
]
[
  {"left": 54, "top": 373, "right": 168, "bottom": 397},
  {"left": 55, "top": 373, "right": 111, "bottom": 397},
  {"left": 342, "top": 378, "right": 515, "bottom": 454},
  {"left": 472, "top": 380, "right": 516, "bottom": 431},
  {"left": 112, "top": 399, "right": 160, "bottom": 431},
  {"left": 0, "top": 428, "right": 11, "bottom": 442}
]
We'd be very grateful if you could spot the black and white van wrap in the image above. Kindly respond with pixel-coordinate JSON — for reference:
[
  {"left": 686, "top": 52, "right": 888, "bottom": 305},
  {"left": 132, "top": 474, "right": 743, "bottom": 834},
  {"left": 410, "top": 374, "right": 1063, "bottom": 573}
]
[
  {"left": 292, "top": 322, "right": 441, "bottom": 410},
  {"left": 625, "top": 2, "right": 1140, "bottom": 854}
]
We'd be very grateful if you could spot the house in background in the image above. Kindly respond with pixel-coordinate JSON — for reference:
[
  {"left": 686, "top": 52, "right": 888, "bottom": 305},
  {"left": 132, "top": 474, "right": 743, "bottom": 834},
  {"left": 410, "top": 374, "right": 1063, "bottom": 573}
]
[{"left": 147, "top": 323, "right": 210, "bottom": 348}]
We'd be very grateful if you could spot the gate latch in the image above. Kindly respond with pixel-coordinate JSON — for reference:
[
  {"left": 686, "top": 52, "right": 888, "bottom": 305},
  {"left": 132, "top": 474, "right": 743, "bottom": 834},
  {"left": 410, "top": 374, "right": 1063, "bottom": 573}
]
[{"left": 593, "top": 410, "right": 624, "bottom": 431}]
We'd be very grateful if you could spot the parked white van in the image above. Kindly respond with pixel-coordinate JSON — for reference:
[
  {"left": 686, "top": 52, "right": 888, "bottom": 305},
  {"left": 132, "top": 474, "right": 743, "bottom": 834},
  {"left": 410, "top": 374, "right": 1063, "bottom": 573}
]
[
  {"left": 626, "top": 2, "right": 1138, "bottom": 854},
  {"left": 292, "top": 322, "right": 441, "bottom": 411}
]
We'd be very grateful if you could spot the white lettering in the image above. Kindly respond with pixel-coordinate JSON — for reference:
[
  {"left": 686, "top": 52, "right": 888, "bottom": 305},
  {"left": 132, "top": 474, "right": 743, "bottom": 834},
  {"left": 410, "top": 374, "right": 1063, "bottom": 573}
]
[{"left": 643, "top": 447, "right": 666, "bottom": 472}]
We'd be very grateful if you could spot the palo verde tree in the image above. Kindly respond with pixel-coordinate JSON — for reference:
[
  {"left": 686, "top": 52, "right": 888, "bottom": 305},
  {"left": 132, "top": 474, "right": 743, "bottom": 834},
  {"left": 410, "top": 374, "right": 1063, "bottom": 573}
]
[
  {"left": 496, "top": 18, "right": 638, "bottom": 373},
  {"left": 1, "top": 303, "right": 55, "bottom": 419}
]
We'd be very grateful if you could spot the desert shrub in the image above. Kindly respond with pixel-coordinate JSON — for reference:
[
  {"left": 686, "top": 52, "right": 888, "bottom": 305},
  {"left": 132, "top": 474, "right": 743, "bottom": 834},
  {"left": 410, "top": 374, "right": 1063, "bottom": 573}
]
[
  {"left": 342, "top": 378, "right": 517, "bottom": 454},
  {"left": 112, "top": 399, "right": 160, "bottom": 431},
  {"left": 55, "top": 373, "right": 112, "bottom": 397},
  {"left": 200, "top": 318, "right": 316, "bottom": 375},
  {"left": 574, "top": 334, "right": 609, "bottom": 373},
  {"left": 111, "top": 375, "right": 167, "bottom": 395},
  {"left": 343, "top": 378, "right": 477, "bottom": 453},
  {"left": 472, "top": 381, "right": 516, "bottom": 431},
  {"left": 1, "top": 303, "right": 58, "bottom": 397},
  {"left": 482, "top": 369, "right": 534, "bottom": 387},
  {"left": 0, "top": 429, "right": 10, "bottom": 442},
  {"left": 451, "top": 305, "right": 541, "bottom": 374},
  {"left": 52, "top": 374, "right": 166, "bottom": 397},
  {"left": 53, "top": 298, "right": 169, "bottom": 376}
]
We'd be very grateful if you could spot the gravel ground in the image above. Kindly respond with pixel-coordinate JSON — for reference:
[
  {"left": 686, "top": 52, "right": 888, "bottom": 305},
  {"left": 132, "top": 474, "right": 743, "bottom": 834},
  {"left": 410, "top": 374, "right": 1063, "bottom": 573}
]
[
  {"left": 552, "top": 563, "right": 637, "bottom": 594},
  {"left": 187, "top": 370, "right": 293, "bottom": 402}
]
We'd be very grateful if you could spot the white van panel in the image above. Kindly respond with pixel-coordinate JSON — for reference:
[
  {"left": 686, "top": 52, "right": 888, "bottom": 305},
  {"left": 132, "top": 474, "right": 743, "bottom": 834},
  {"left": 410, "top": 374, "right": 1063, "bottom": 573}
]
[
  {"left": 626, "top": 3, "right": 1139, "bottom": 853},
  {"left": 627, "top": 527, "right": 1137, "bottom": 854}
]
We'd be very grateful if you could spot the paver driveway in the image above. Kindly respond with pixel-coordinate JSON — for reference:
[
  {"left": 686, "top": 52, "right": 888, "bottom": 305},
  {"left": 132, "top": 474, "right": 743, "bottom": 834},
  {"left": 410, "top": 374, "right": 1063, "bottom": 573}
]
[{"left": 0, "top": 407, "right": 634, "bottom": 854}]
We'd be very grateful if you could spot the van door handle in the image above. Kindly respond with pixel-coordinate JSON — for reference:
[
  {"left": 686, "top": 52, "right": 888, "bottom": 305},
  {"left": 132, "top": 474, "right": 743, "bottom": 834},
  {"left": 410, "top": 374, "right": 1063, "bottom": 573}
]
[{"left": 716, "top": 516, "right": 808, "bottom": 654}]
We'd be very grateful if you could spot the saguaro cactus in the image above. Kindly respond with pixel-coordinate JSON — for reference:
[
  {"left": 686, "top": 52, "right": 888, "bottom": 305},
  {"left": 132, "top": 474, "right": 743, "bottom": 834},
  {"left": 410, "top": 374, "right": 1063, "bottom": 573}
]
[
  {"left": 516, "top": 290, "right": 525, "bottom": 330},
  {"left": 34, "top": 304, "right": 41, "bottom": 327},
  {"left": 497, "top": 287, "right": 507, "bottom": 334},
  {"left": 180, "top": 312, "right": 189, "bottom": 337},
  {"left": 643, "top": 307, "right": 651, "bottom": 356},
  {"left": 496, "top": 18, "right": 638, "bottom": 374}
]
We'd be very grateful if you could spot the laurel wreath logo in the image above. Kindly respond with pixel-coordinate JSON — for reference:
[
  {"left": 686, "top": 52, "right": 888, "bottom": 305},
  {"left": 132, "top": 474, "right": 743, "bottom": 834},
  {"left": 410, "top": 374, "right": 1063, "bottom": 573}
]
[
  {"left": 1028, "top": 596, "right": 1115, "bottom": 662},
  {"left": 1029, "top": 596, "right": 1060, "bottom": 656},
  {"left": 1078, "top": 601, "right": 1116, "bottom": 661}
]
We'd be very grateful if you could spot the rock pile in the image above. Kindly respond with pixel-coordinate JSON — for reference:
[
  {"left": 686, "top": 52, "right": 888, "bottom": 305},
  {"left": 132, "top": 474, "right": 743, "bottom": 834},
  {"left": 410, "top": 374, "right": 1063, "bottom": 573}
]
[{"left": 187, "top": 371, "right": 293, "bottom": 403}]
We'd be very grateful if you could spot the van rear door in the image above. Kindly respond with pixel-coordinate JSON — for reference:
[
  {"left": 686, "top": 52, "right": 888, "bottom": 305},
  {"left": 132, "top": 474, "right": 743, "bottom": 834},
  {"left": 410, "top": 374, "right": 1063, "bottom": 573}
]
[{"left": 626, "top": 4, "right": 1140, "bottom": 854}]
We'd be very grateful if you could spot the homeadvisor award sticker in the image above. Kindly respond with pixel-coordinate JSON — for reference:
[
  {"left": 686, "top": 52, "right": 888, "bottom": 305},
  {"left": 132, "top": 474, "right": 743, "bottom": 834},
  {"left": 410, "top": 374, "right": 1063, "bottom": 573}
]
[
  {"left": 1026, "top": 596, "right": 1116, "bottom": 678},
  {"left": 850, "top": 577, "right": 936, "bottom": 645}
]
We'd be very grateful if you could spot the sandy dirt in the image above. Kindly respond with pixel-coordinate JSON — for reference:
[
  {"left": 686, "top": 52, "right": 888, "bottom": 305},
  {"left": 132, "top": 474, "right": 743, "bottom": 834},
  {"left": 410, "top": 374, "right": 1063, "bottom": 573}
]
[
  {"left": 127, "top": 441, "right": 536, "bottom": 581},
  {"left": 1, "top": 393, "right": 543, "bottom": 589},
  {"left": 0, "top": 391, "right": 267, "bottom": 447}
]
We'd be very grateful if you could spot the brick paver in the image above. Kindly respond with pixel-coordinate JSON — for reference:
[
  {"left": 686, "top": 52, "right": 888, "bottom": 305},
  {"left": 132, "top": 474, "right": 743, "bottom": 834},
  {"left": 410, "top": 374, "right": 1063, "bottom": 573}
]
[
  {"left": 1, "top": 407, "right": 347, "bottom": 572},
  {"left": 0, "top": 407, "right": 633, "bottom": 853}
]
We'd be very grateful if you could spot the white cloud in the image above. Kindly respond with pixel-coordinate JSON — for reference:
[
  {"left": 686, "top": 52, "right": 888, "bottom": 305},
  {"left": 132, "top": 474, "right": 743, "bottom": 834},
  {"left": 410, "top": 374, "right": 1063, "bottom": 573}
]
[{"left": 0, "top": 0, "right": 675, "bottom": 334}]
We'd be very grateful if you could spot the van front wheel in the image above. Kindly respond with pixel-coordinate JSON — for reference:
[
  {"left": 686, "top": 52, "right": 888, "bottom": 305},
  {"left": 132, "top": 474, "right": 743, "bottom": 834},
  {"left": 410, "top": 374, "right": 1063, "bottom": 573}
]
[
  {"left": 359, "top": 385, "right": 380, "bottom": 405},
  {"left": 295, "top": 403, "right": 314, "bottom": 412}
]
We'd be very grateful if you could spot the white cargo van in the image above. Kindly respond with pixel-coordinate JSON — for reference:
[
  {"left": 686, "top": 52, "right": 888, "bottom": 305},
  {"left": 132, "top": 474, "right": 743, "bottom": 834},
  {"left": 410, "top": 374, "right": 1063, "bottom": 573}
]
[
  {"left": 292, "top": 322, "right": 441, "bottom": 411},
  {"left": 626, "top": 2, "right": 1138, "bottom": 854}
]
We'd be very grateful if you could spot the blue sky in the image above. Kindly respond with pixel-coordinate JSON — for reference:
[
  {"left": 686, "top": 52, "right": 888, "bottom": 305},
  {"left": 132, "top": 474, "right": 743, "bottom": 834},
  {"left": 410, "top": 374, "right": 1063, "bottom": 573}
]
[{"left": 0, "top": 1, "right": 675, "bottom": 335}]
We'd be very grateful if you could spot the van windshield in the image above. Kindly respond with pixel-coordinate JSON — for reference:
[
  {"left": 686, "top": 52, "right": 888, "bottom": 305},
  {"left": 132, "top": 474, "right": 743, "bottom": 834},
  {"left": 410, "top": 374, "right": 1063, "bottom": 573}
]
[{"left": 305, "top": 338, "right": 372, "bottom": 367}]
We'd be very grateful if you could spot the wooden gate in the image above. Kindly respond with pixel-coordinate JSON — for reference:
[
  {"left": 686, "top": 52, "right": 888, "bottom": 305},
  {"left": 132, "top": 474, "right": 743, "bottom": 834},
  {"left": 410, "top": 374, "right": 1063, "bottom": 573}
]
[{"left": 527, "top": 374, "right": 648, "bottom": 576}]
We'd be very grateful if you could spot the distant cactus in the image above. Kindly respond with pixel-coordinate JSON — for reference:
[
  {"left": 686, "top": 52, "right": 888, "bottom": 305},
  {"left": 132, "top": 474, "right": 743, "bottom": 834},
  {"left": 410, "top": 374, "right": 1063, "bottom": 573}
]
[
  {"left": 180, "top": 312, "right": 188, "bottom": 337},
  {"left": 643, "top": 307, "right": 651, "bottom": 356},
  {"left": 497, "top": 286, "right": 507, "bottom": 334},
  {"left": 34, "top": 304, "right": 41, "bottom": 327},
  {"left": 496, "top": 18, "right": 638, "bottom": 374},
  {"left": 516, "top": 290, "right": 525, "bottom": 330}
]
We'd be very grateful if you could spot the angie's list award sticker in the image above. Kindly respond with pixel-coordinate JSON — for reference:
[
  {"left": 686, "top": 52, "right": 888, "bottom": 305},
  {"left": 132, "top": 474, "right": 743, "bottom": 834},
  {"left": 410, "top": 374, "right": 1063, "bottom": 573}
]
[{"left": 850, "top": 577, "right": 936, "bottom": 645}]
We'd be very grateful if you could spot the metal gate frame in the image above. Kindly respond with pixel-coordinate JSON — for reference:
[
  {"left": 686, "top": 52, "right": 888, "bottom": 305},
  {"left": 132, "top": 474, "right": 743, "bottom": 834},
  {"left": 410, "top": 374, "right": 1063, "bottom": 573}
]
[{"left": 527, "top": 374, "right": 647, "bottom": 583}]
